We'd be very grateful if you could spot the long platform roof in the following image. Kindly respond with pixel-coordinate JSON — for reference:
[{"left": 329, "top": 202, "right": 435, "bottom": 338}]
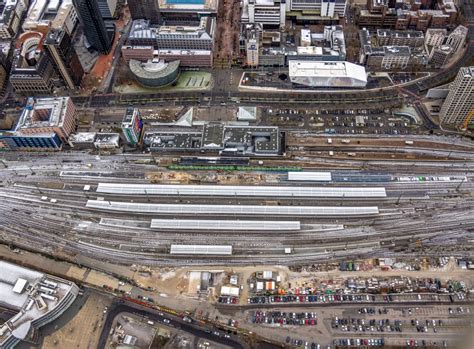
[
  {"left": 170, "top": 244, "right": 232, "bottom": 255},
  {"left": 86, "top": 200, "right": 380, "bottom": 216},
  {"left": 288, "top": 172, "right": 332, "bottom": 181},
  {"left": 150, "top": 219, "right": 301, "bottom": 230},
  {"left": 96, "top": 183, "right": 386, "bottom": 198}
]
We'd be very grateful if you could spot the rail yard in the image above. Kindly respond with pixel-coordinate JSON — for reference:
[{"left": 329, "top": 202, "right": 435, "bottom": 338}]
[
  {"left": 0, "top": 0, "right": 472, "bottom": 347},
  {"left": 0, "top": 135, "right": 473, "bottom": 268},
  {"left": 1, "top": 132, "right": 473, "bottom": 349}
]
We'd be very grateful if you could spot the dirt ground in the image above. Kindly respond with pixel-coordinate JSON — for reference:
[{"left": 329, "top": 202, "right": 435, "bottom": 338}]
[
  {"left": 147, "top": 261, "right": 474, "bottom": 305},
  {"left": 194, "top": 106, "right": 237, "bottom": 122},
  {"left": 139, "top": 107, "right": 185, "bottom": 121},
  {"left": 146, "top": 171, "right": 281, "bottom": 185},
  {"left": 42, "top": 292, "right": 112, "bottom": 349},
  {"left": 134, "top": 268, "right": 189, "bottom": 295}
]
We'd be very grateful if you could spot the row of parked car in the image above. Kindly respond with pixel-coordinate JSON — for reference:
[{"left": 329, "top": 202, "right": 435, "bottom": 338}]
[
  {"left": 358, "top": 307, "right": 385, "bottom": 314},
  {"left": 334, "top": 338, "right": 385, "bottom": 347},
  {"left": 406, "top": 339, "right": 448, "bottom": 347},
  {"left": 218, "top": 296, "right": 238, "bottom": 304},
  {"left": 411, "top": 319, "right": 443, "bottom": 333},
  {"left": 332, "top": 317, "right": 404, "bottom": 333},
  {"left": 251, "top": 311, "right": 317, "bottom": 326},
  {"left": 248, "top": 294, "right": 374, "bottom": 305},
  {"left": 285, "top": 337, "right": 323, "bottom": 349}
]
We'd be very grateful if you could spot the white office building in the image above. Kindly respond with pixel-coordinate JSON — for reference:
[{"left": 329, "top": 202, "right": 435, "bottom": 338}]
[
  {"left": 246, "top": 34, "right": 259, "bottom": 66},
  {"left": 241, "top": 0, "right": 286, "bottom": 27},
  {"left": 288, "top": 0, "right": 347, "bottom": 18}
]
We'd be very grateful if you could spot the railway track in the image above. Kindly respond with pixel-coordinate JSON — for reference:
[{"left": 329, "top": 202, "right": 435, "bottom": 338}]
[
  {"left": 1, "top": 178, "right": 472, "bottom": 266},
  {"left": 1, "top": 156, "right": 474, "bottom": 266}
]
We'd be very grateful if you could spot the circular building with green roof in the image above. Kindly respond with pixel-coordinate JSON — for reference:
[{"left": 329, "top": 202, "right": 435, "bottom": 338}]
[{"left": 129, "top": 59, "right": 180, "bottom": 88}]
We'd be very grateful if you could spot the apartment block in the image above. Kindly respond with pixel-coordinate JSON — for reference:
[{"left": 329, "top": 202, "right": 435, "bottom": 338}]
[
  {"left": 376, "top": 29, "right": 424, "bottom": 47},
  {"left": 241, "top": 0, "right": 286, "bottom": 28},
  {"left": 439, "top": 67, "right": 474, "bottom": 128},
  {"left": 0, "top": 0, "right": 28, "bottom": 39}
]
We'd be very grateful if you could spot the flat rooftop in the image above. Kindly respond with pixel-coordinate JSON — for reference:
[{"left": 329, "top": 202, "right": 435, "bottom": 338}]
[
  {"left": 145, "top": 124, "right": 281, "bottom": 155},
  {"left": 157, "top": 17, "right": 211, "bottom": 35},
  {"left": 156, "top": 49, "right": 212, "bottom": 56},
  {"left": 94, "top": 133, "right": 120, "bottom": 144},
  {"left": 202, "top": 123, "right": 224, "bottom": 149},
  {"left": 129, "top": 17, "right": 214, "bottom": 40},
  {"left": 297, "top": 46, "right": 324, "bottom": 55},
  {"left": 377, "top": 29, "right": 424, "bottom": 39},
  {"left": 16, "top": 97, "right": 71, "bottom": 131},
  {"left": 70, "top": 132, "right": 96, "bottom": 143},
  {"left": 383, "top": 46, "right": 411, "bottom": 56},
  {"left": 123, "top": 107, "right": 137, "bottom": 124},
  {"left": 158, "top": 0, "right": 217, "bottom": 12},
  {"left": 145, "top": 131, "right": 202, "bottom": 150},
  {"left": 223, "top": 126, "right": 280, "bottom": 153},
  {"left": 0, "top": 261, "right": 78, "bottom": 346},
  {"left": 460, "top": 66, "right": 474, "bottom": 77},
  {"left": 0, "top": 262, "right": 43, "bottom": 309}
]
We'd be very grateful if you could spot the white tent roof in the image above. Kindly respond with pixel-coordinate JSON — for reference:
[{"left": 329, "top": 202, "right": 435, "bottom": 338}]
[{"left": 289, "top": 61, "right": 367, "bottom": 84}]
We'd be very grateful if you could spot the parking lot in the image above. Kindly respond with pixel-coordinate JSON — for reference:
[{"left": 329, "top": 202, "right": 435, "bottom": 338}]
[
  {"left": 246, "top": 292, "right": 464, "bottom": 307},
  {"left": 234, "top": 303, "right": 472, "bottom": 349},
  {"left": 260, "top": 106, "right": 420, "bottom": 134}
]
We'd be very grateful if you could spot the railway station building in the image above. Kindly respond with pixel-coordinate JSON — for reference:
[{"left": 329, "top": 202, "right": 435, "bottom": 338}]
[{"left": 143, "top": 123, "right": 282, "bottom": 156}]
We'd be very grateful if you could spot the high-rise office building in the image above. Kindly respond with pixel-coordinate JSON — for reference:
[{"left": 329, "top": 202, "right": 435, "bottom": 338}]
[
  {"left": 44, "top": 28, "right": 84, "bottom": 89},
  {"left": 121, "top": 107, "right": 143, "bottom": 145},
  {"left": 97, "top": 0, "right": 118, "bottom": 19},
  {"left": 128, "top": 0, "right": 160, "bottom": 24},
  {"left": 439, "top": 66, "right": 474, "bottom": 128},
  {"left": 72, "top": 0, "right": 114, "bottom": 54},
  {"left": 246, "top": 32, "right": 259, "bottom": 67}
]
